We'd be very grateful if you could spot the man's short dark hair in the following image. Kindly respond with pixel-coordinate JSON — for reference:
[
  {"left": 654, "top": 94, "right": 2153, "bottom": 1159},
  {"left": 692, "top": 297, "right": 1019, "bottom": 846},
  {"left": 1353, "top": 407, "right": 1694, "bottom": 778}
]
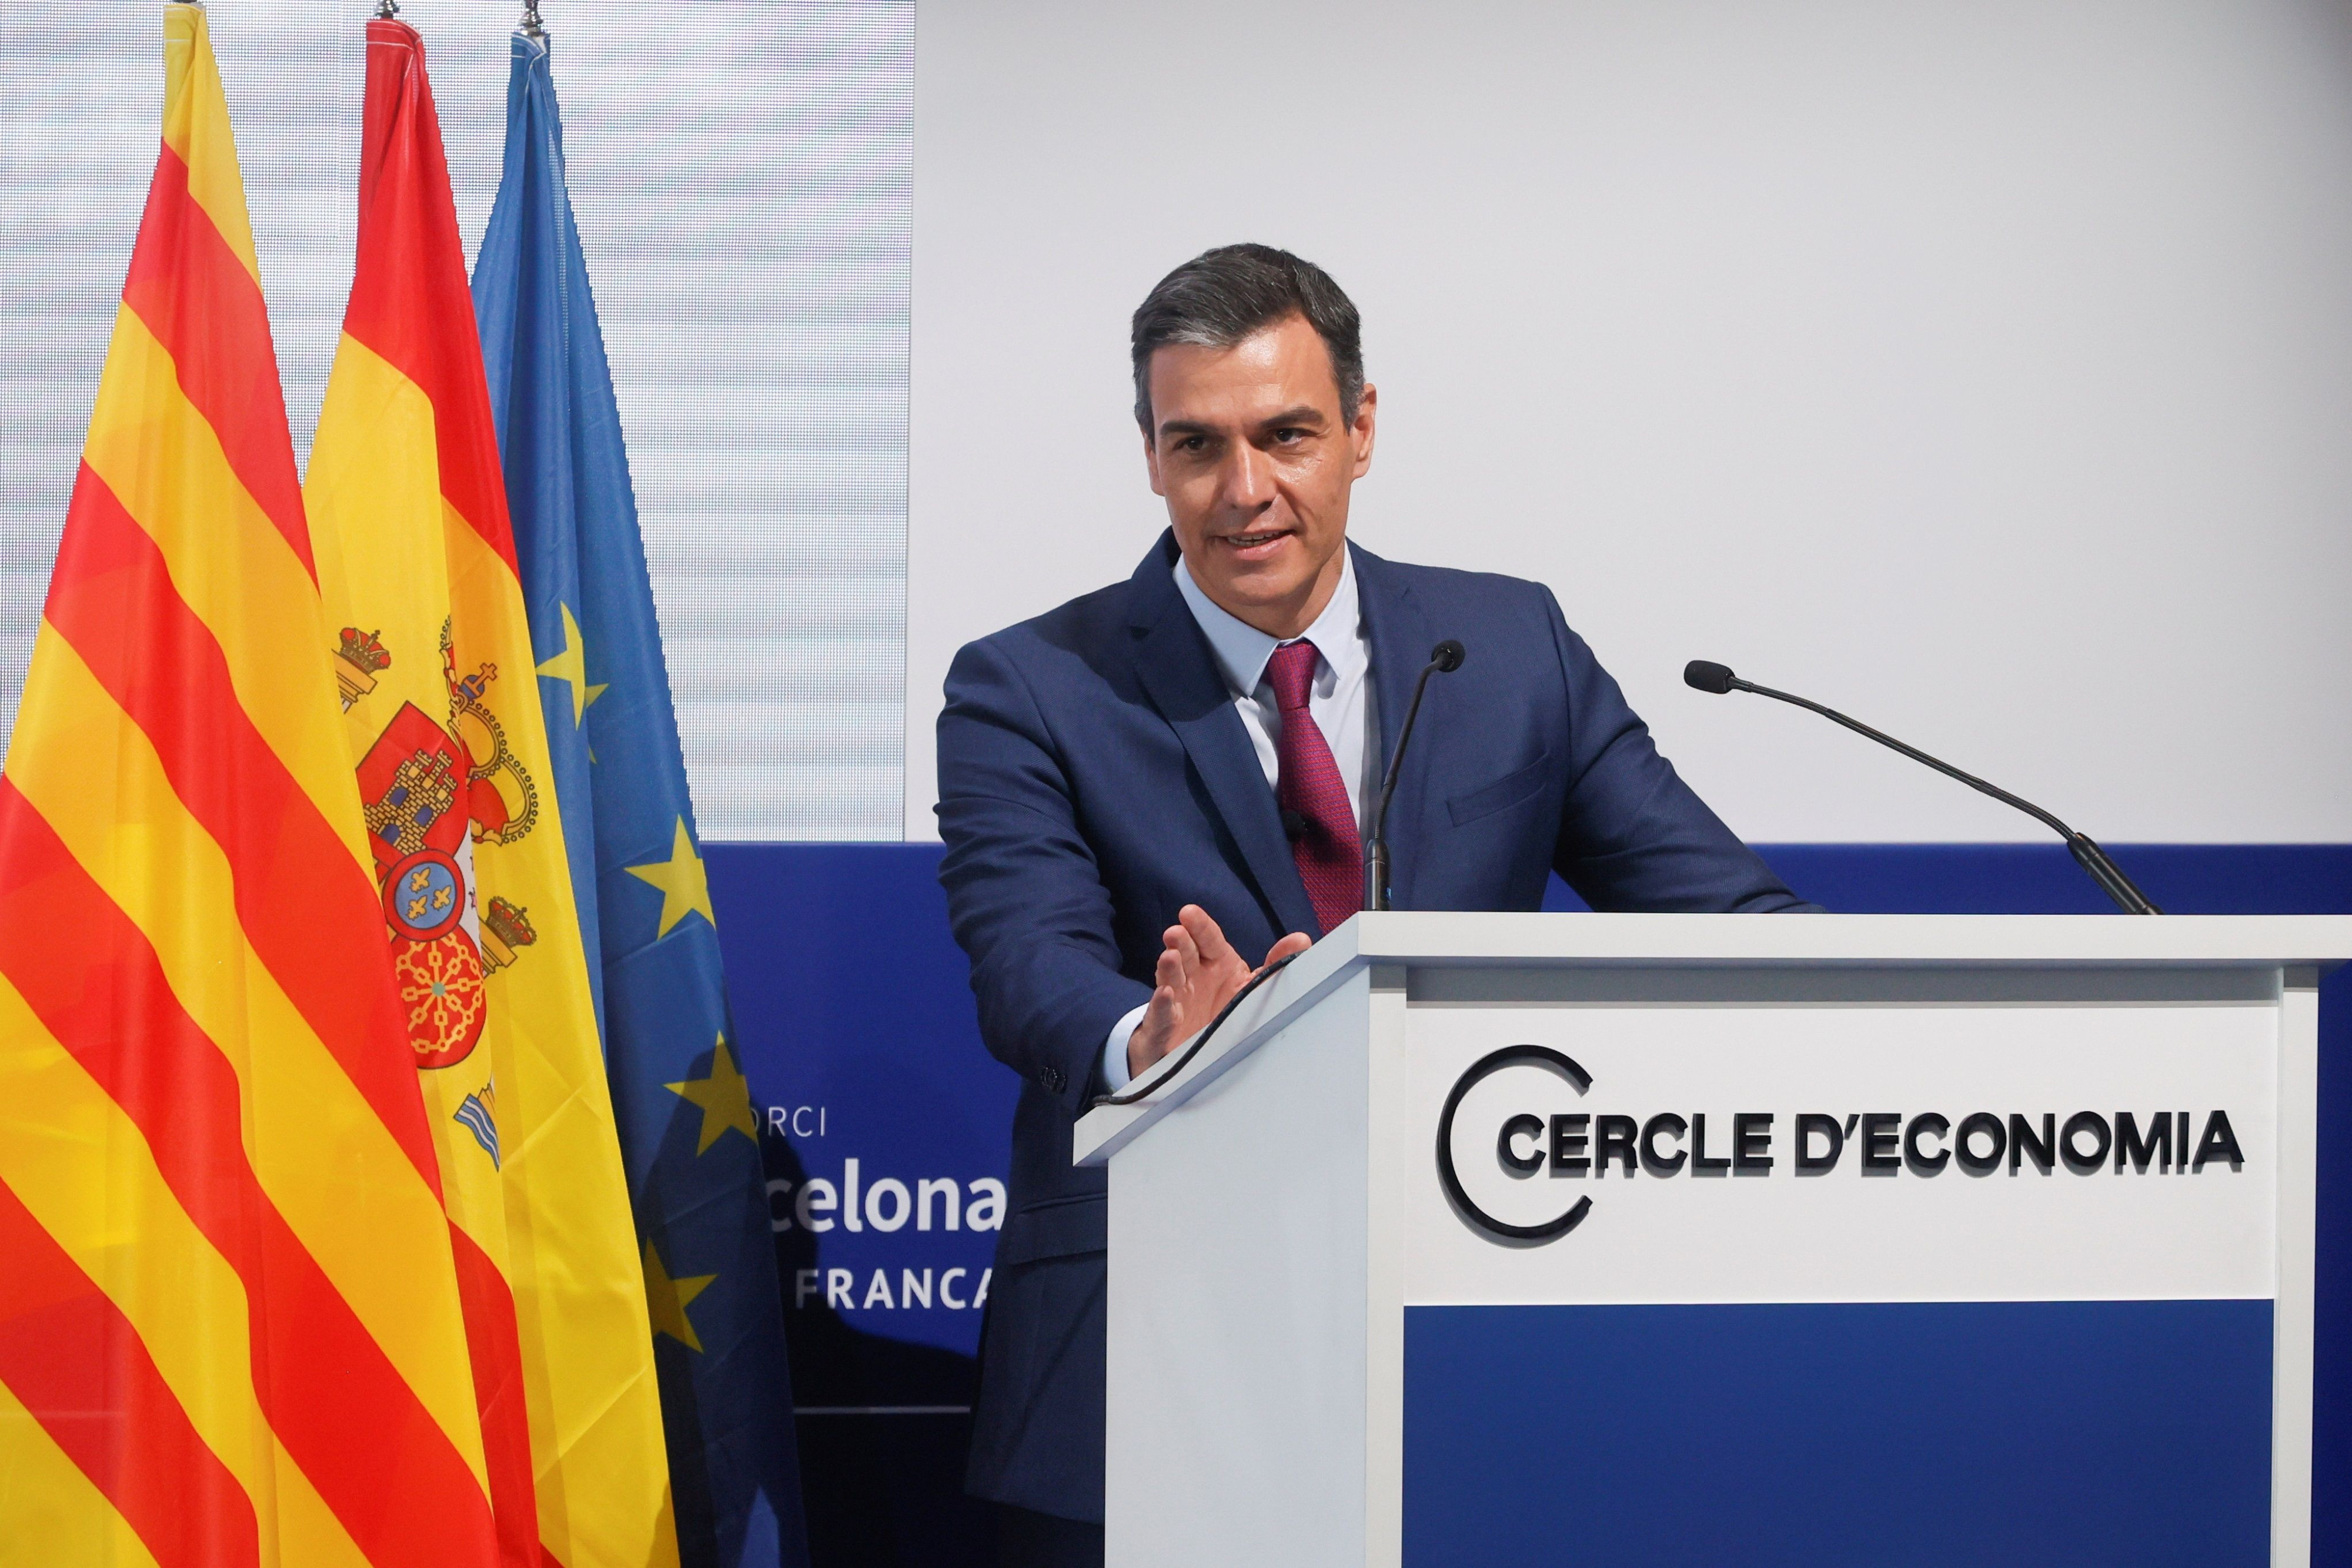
[{"left": 1130, "top": 243, "right": 1364, "bottom": 433}]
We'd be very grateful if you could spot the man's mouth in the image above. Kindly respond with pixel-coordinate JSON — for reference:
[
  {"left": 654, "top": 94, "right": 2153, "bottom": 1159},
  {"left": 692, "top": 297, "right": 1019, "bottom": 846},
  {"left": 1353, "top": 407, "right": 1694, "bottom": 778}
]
[{"left": 1215, "top": 527, "right": 1292, "bottom": 560}]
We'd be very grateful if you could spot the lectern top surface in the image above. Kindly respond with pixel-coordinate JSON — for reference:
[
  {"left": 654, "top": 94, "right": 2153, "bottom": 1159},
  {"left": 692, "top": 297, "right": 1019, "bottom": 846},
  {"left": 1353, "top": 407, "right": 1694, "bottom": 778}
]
[{"left": 1331, "top": 910, "right": 2352, "bottom": 968}]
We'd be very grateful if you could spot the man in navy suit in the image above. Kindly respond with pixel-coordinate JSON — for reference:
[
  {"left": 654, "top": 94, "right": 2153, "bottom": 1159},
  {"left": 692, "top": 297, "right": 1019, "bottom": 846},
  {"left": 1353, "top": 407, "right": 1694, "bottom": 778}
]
[{"left": 936, "top": 244, "right": 1809, "bottom": 1564}]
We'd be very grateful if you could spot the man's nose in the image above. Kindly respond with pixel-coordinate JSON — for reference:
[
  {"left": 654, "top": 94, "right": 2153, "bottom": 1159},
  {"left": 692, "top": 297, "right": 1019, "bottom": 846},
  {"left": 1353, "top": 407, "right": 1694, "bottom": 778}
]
[{"left": 1215, "top": 442, "right": 1275, "bottom": 512}]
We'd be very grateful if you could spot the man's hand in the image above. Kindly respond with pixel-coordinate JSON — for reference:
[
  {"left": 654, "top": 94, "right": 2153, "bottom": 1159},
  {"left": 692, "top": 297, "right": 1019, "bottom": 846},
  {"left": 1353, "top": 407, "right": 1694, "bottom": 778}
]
[{"left": 1127, "top": 905, "right": 1313, "bottom": 1081}]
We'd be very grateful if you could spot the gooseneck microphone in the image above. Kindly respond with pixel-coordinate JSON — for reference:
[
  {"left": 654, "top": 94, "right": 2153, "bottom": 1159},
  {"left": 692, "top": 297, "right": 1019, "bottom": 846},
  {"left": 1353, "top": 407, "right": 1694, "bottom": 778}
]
[
  {"left": 1682, "top": 660, "right": 2159, "bottom": 914},
  {"left": 1365, "top": 640, "right": 1466, "bottom": 912}
]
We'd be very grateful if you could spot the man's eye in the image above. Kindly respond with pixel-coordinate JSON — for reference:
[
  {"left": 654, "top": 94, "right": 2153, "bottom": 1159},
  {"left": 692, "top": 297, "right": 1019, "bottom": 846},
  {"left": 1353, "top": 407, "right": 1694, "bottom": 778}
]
[
  {"left": 1272, "top": 428, "right": 1306, "bottom": 444},
  {"left": 1178, "top": 436, "right": 1207, "bottom": 453}
]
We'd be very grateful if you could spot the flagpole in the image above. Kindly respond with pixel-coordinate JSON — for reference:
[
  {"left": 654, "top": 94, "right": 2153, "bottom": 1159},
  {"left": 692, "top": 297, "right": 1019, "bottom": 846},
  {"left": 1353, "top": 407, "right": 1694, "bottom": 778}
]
[{"left": 521, "top": 1, "right": 546, "bottom": 41}]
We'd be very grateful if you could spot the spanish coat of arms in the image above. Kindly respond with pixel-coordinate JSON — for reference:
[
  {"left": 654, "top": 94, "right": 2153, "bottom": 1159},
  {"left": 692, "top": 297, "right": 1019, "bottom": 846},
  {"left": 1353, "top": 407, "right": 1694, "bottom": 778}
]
[{"left": 343, "top": 622, "right": 541, "bottom": 1071}]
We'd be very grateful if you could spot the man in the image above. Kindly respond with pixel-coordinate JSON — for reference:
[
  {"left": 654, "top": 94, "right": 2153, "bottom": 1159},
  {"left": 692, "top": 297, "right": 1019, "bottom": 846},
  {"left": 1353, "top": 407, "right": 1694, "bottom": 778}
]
[{"left": 936, "top": 243, "right": 1810, "bottom": 1564}]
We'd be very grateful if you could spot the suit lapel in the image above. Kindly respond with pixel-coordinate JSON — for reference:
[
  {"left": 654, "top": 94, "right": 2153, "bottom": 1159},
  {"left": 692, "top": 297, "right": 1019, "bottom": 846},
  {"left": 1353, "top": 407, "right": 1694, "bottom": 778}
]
[
  {"left": 1352, "top": 543, "right": 1438, "bottom": 910},
  {"left": 1127, "top": 534, "right": 1321, "bottom": 938}
]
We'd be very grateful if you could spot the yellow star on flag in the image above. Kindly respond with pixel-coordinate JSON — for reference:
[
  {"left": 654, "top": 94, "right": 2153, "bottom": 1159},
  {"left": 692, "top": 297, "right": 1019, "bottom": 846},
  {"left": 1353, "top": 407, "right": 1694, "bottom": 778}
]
[
  {"left": 666, "top": 1034, "right": 760, "bottom": 1155},
  {"left": 625, "top": 815, "right": 714, "bottom": 938},
  {"left": 534, "top": 600, "right": 608, "bottom": 726},
  {"left": 642, "top": 1239, "right": 717, "bottom": 1353}
]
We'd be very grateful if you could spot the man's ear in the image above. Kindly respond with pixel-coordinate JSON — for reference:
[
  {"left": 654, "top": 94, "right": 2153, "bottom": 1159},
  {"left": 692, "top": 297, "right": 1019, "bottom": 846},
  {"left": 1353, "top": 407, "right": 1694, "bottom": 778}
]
[
  {"left": 1349, "top": 383, "right": 1378, "bottom": 480},
  {"left": 1142, "top": 422, "right": 1167, "bottom": 497}
]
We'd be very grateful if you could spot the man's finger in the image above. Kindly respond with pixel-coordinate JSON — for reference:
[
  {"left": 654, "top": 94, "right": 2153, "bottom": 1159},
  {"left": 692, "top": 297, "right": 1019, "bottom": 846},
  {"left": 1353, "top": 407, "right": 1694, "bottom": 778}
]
[
  {"left": 1179, "top": 903, "right": 1238, "bottom": 968},
  {"left": 1167, "top": 921, "right": 1202, "bottom": 979}
]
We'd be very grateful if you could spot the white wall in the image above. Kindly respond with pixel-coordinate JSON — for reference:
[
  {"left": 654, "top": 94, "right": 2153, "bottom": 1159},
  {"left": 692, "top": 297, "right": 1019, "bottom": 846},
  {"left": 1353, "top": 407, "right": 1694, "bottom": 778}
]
[{"left": 906, "top": 0, "right": 2352, "bottom": 844}]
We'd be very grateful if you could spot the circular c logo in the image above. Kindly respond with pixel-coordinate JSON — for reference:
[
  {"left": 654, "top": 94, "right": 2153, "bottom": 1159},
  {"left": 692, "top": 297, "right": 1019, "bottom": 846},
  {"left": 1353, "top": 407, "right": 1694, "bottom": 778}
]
[{"left": 1435, "top": 1044, "right": 1594, "bottom": 1243}]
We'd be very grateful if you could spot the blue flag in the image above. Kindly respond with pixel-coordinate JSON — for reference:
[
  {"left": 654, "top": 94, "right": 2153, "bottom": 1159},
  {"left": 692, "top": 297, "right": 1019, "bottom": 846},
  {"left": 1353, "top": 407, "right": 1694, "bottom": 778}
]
[{"left": 472, "top": 30, "right": 810, "bottom": 1568}]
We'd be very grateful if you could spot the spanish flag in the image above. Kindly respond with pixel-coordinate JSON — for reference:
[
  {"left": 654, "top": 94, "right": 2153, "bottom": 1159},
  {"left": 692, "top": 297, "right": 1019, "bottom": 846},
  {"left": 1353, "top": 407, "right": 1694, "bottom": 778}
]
[
  {"left": 305, "top": 16, "right": 677, "bottom": 1568},
  {"left": 0, "top": 8, "right": 502, "bottom": 1566}
]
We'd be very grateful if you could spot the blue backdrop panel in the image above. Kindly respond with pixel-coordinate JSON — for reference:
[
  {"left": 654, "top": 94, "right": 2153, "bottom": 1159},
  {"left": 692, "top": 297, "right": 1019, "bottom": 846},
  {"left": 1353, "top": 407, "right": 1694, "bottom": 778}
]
[
  {"left": 709, "top": 844, "right": 1012, "bottom": 1565},
  {"left": 1541, "top": 843, "right": 2352, "bottom": 917},
  {"left": 1403, "top": 1300, "right": 2274, "bottom": 1566},
  {"left": 1757, "top": 842, "right": 2352, "bottom": 919}
]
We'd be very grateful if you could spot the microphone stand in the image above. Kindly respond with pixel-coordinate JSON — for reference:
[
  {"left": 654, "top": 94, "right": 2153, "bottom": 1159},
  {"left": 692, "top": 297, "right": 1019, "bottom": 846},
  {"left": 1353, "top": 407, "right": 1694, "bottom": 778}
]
[
  {"left": 1684, "top": 661, "right": 2160, "bottom": 915},
  {"left": 1365, "top": 640, "right": 1464, "bottom": 911}
]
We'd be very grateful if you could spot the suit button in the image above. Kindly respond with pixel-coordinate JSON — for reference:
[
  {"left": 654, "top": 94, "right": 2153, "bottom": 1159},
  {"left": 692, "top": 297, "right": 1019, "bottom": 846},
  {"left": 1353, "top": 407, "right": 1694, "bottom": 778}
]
[{"left": 1040, "top": 1065, "right": 1065, "bottom": 1094}]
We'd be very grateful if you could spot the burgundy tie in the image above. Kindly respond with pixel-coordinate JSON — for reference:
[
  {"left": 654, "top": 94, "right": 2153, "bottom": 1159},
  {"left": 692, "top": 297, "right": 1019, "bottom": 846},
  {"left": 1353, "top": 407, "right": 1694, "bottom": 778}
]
[{"left": 1265, "top": 640, "right": 1361, "bottom": 935}]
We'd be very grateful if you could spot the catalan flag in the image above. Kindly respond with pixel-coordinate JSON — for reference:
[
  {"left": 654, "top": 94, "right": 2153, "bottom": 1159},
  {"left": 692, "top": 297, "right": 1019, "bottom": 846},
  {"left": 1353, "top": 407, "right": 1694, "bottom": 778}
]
[
  {"left": 303, "top": 15, "right": 678, "bottom": 1568},
  {"left": 473, "top": 27, "right": 810, "bottom": 1567},
  {"left": 0, "top": 7, "right": 503, "bottom": 1566}
]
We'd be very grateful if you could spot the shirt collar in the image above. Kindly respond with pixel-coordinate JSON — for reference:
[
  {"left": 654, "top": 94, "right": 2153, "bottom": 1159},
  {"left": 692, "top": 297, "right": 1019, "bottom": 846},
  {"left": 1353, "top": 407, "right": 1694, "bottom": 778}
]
[{"left": 1173, "top": 544, "right": 1363, "bottom": 700}]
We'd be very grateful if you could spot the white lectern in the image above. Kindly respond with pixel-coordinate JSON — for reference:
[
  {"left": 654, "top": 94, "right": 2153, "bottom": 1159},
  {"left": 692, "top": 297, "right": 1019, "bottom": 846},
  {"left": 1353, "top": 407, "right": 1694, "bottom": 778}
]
[{"left": 1074, "top": 913, "right": 2352, "bottom": 1568}]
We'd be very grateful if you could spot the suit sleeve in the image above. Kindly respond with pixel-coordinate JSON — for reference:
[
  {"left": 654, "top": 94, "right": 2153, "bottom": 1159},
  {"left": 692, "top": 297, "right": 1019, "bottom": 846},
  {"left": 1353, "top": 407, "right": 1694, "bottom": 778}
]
[
  {"left": 1542, "top": 589, "right": 1819, "bottom": 912},
  {"left": 936, "top": 636, "right": 1155, "bottom": 1118}
]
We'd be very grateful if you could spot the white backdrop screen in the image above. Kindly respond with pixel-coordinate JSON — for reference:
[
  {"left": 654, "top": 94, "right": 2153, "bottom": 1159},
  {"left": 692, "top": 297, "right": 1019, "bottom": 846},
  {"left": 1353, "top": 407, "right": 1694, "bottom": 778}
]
[
  {"left": 904, "top": 0, "right": 2352, "bottom": 845},
  {"left": 0, "top": 0, "right": 912, "bottom": 840}
]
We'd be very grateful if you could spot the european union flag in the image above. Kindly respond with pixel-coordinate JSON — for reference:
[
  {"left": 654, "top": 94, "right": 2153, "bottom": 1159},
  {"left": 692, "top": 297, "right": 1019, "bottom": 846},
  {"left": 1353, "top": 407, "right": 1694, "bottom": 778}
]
[{"left": 472, "top": 28, "right": 809, "bottom": 1568}]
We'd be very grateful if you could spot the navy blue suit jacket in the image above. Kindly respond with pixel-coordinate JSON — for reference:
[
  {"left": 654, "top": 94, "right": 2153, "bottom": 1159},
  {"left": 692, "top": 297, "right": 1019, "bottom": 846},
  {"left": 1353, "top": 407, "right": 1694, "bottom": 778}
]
[{"left": 936, "top": 531, "right": 1808, "bottom": 1520}]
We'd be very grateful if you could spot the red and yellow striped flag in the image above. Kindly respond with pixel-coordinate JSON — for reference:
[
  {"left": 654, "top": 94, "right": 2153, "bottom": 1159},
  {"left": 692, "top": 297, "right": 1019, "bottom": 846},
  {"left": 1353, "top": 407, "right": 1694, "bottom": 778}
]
[
  {"left": 305, "top": 18, "right": 677, "bottom": 1568},
  {"left": 0, "top": 8, "right": 505, "bottom": 1566}
]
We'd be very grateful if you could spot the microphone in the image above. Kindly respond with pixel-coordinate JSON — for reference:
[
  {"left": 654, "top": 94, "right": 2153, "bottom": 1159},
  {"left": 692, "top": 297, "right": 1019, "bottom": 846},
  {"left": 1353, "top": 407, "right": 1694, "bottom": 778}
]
[
  {"left": 1682, "top": 660, "right": 2160, "bottom": 914},
  {"left": 1365, "top": 640, "right": 1466, "bottom": 912}
]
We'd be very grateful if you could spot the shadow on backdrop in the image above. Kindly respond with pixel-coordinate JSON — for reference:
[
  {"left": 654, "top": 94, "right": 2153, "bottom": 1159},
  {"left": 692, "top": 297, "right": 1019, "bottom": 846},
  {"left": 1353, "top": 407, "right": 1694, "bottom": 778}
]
[{"left": 769, "top": 1134, "right": 991, "bottom": 1567}]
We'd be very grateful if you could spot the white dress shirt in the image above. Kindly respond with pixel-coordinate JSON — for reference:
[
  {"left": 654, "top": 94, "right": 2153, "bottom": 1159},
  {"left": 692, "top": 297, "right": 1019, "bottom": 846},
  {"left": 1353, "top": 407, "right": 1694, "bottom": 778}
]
[{"left": 1100, "top": 550, "right": 1379, "bottom": 1091}]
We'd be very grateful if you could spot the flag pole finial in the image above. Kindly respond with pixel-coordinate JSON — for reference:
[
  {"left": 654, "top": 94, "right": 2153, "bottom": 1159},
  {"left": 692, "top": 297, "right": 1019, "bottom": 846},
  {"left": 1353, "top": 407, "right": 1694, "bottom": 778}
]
[
  {"left": 375, "top": 0, "right": 399, "bottom": 17},
  {"left": 521, "top": 1, "right": 546, "bottom": 39}
]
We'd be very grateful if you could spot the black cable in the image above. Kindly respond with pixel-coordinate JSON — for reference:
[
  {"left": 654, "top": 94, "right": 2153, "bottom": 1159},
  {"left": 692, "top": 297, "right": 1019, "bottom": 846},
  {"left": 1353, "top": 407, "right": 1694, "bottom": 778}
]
[{"left": 1088, "top": 952, "right": 1302, "bottom": 1109}]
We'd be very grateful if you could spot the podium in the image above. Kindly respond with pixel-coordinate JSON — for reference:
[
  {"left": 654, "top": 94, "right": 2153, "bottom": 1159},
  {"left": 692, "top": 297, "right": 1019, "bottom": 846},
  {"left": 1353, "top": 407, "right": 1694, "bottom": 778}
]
[{"left": 1074, "top": 913, "right": 2352, "bottom": 1567}]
